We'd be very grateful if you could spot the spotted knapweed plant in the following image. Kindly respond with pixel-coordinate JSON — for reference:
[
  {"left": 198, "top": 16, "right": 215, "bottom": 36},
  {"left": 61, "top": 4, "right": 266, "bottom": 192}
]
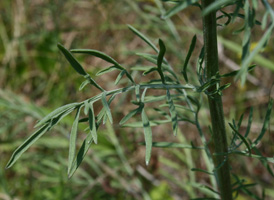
[{"left": 6, "top": 0, "right": 274, "bottom": 199}]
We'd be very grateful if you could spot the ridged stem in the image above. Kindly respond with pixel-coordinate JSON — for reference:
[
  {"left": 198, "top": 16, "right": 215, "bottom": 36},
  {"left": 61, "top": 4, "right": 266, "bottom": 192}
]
[{"left": 202, "top": 0, "right": 233, "bottom": 199}]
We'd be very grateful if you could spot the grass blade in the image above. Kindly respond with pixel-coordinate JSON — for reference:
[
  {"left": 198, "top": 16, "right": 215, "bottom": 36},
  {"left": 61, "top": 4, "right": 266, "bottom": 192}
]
[
  {"left": 101, "top": 91, "right": 113, "bottom": 124},
  {"left": 141, "top": 109, "right": 152, "bottom": 165},
  {"left": 6, "top": 124, "right": 49, "bottom": 168},
  {"left": 166, "top": 89, "right": 178, "bottom": 136},
  {"left": 57, "top": 44, "right": 87, "bottom": 76},
  {"left": 182, "top": 35, "right": 196, "bottom": 83},
  {"left": 68, "top": 106, "right": 82, "bottom": 173}
]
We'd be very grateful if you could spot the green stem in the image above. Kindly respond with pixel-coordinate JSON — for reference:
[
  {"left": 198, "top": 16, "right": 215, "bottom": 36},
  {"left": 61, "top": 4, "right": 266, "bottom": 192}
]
[{"left": 202, "top": 0, "right": 232, "bottom": 199}]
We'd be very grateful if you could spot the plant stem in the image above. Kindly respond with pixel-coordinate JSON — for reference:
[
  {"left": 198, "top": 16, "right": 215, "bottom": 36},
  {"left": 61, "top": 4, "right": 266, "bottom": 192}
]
[{"left": 202, "top": 0, "right": 233, "bottom": 199}]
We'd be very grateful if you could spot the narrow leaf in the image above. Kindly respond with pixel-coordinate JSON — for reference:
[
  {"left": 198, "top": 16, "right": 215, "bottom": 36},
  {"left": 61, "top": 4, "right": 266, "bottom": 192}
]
[
  {"left": 84, "top": 101, "right": 89, "bottom": 115},
  {"left": 191, "top": 168, "right": 214, "bottom": 175},
  {"left": 68, "top": 131, "right": 94, "bottom": 177},
  {"left": 115, "top": 70, "right": 126, "bottom": 85},
  {"left": 244, "top": 107, "right": 253, "bottom": 137},
  {"left": 166, "top": 90, "right": 178, "bottom": 136},
  {"left": 85, "top": 75, "right": 105, "bottom": 92},
  {"left": 157, "top": 39, "right": 166, "bottom": 71},
  {"left": 251, "top": 99, "right": 273, "bottom": 148},
  {"left": 202, "top": 0, "right": 236, "bottom": 16},
  {"left": 135, "top": 84, "right": 141, "bottom": 102},
  {"left": 57, "top": 44, "right": 87, "bottom": 76},
  {"left": 143, "top": 67, "right": 158, "bottom": 75},
  {"left": 88, "top": 103, "right": 97, "bottom": 144},
  {"left": 163, "top": 0, "right": 200, "bottom": 19},
  {"left": 139, "top": 142, "right": 203, "bottom": 149},
  {"left": 220, "top": 65, "right": 256, "bottom": 78},
  {"left": 96, "top": 66, "right": 120, "bottom": 76},
  {"left": 141, "top": 109, "right": 152, "bottom": 165},
  {"left": 253, "top": 147, "right": 274, "bottom": 177},
  {"left": 68, "top": 107, "right": 82, "bottom": 173},
  {"left": 119, "top": 106, "right": 143, "bottom": 125},
  {"left": 101, "top": 91, "right": 113, "bottom": 124},
  {"left": 35, "top": 102, "right": 80, "bottom": 128},
  {"left": 229, "top": 123, "right": 251, "bottom": 155},
  {"left": 127, "top": 25, "right": 158, "bottom": 53},
  {"left": 70, "top": 49, "right": 123, "bottom": 68},
  {"left": 182, "top": 35, "right": 196, "bottom": 82},
  {"left": 79, "top": 80, "right": 89, "bottom": 90},
  {"left": 6, "top": 124, "right": 49, "bottom": 168}
]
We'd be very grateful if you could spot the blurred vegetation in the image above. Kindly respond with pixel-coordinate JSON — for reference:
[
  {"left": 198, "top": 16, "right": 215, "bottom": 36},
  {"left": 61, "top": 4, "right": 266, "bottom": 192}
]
[{"left": 0, "top": 0, "right": 274, "bottom": 199}]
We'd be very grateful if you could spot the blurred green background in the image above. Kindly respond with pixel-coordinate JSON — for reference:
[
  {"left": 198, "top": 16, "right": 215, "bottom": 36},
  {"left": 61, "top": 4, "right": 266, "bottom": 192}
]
[{"left": 1, "top": 0, "right": 274, "bottom": 199}]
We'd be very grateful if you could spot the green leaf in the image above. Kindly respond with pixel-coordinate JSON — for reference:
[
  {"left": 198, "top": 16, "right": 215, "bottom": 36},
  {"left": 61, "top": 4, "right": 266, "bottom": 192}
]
[
  {"left": 35, "top": 102, "right": 80, "bottom": 128},
  {"left": 143, "top": 67, "right": 158, "bottom": 75},
  {"left": 131, "top": 66, "right": 156, "bottom": 71},
  {"left": 251, "top": 99, "right": 273, "bottom": 148},
  {"left": 202, "top": 0, "right": 236, "bottom": 16},
  {"left": 127, "top": 25, "right": 158, "bottom": 53},
  {"left": 220, "top": 65, "right": 256, "bottom": 78},
  {"left": 163, "top": 0, "right": 200, "bottom": 19},
  {"left": 139, "top": 142, "right": 203, "bottom": 149},
  {"left": 79, "top": 80, "right": 90, "bottom": 90},
  {"left": 182, "top": 35, "right": 196, "bottom": 83},
  {"left": 68, "top": 130, "right": 94, "bottom": 177},
  {"left": 96, "top": 66, "right": 121, "bottom": 76},
  {"left": 197, "top": 78, "right": 220, "bottom": 92},
  {"left": 166, "top": 89, "right": 178, "bottom": 136},
  {"left": 123, "top": 119, "right": 172, "bottom": 127},
  {"left": 88, "top": 103, "right": 97, "bottom": 144},
  {"left": 6, "top": 124, "right": 49, "bottom": 168},
  {"left": 141, "top": 109, "right": 153, "bottom": 165},
  {"left": 84, "top": 101, "right": 89, "bottom": 115},
  {"left": 57, "top": 43, "right": 87, "bottom": 76},
  {"left": 190, "top": 198, "right": 220, "bottom": 200},
  {"left": 119, "top": 106, "right": 143, "bottom": 125},
  {"left": 58, "top": 45, "right": 104, "bottom": 91},
  {"left": 101, "top": 91, "right": 113, "bottom": 124},
  {"left": 136, "top": 53, "right": 169, "bottom": 69},
  {"left": 68, "top": 106, "right": 82, "bottom": 173},
  {"left": 253, "top": 147, "right": 274, "bottom": 177},
  {"left": 70, "top": 49, "right": 123, "bottom": 68},
  {"left": 157, "top": 39, "right": 166, "bottom": 71},
  {"left": 135, "top": 84, "right": 141, "bottom": 102},
  {"left": 244, "top": 107, "right": 253, "bottom": 137},
  {"left": 84, "top": 74, "right": 105, "bottom": 91},
  {"left": 115, "top": 70, "right": 126, "bottom": 85},
  {"left": 229, "top": 123, "right": 251, "bottom": 155},
  {"left": 191, "top": 168, "right": 214, "bottom": 175}
]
